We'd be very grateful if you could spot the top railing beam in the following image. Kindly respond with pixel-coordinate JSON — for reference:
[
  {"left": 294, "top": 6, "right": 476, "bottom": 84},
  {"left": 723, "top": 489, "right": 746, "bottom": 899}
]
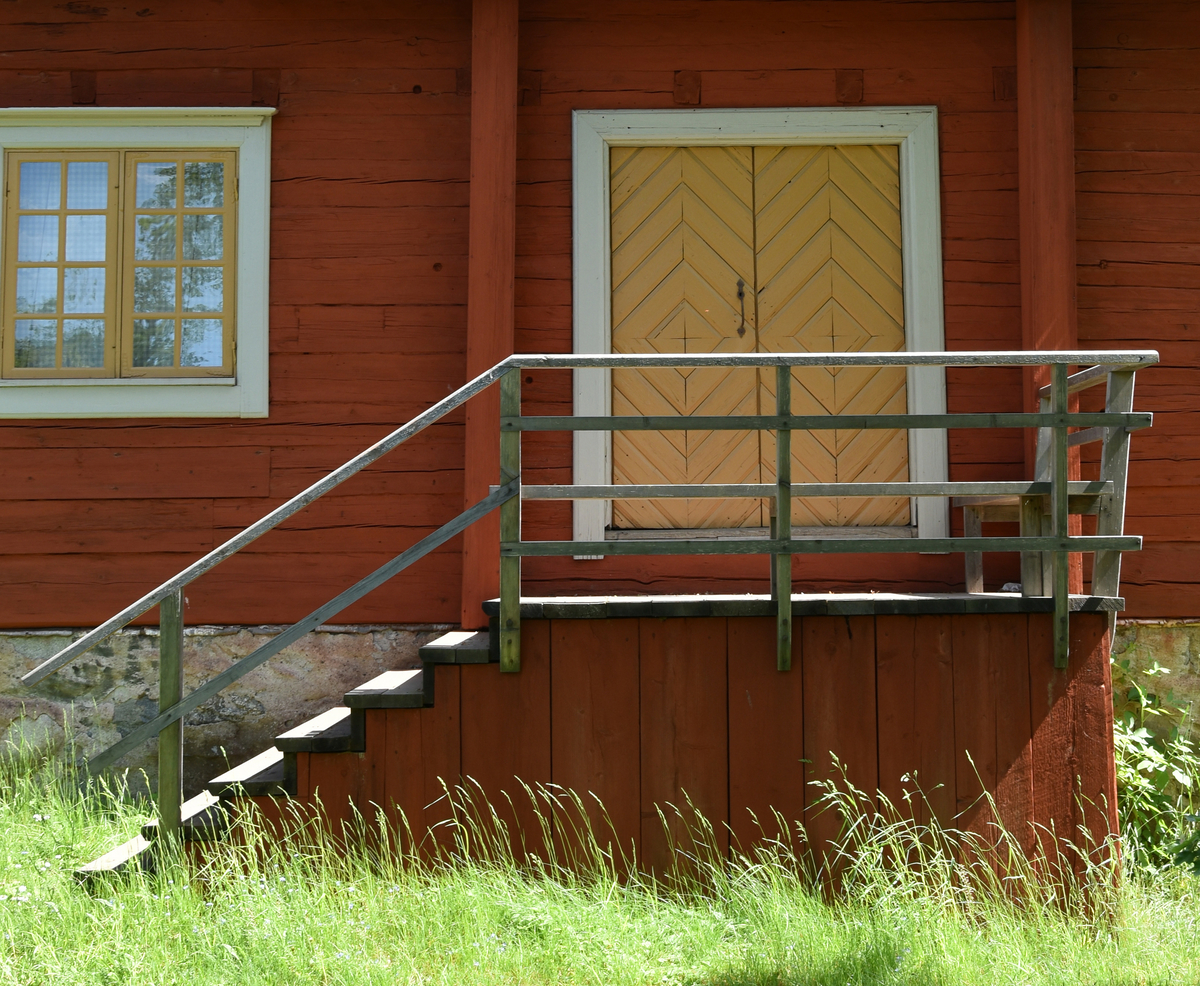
[{"left": 502, "top": 351, "right": 1160, "bottom": 370}]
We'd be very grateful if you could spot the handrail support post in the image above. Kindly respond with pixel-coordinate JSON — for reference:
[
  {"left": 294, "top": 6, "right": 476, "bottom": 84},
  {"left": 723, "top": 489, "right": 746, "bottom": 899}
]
[
  {"left": 499, "top": 368, "right": 522, "bottom": 672},
  {"left": 1051, "top": 363, "right": 1070, "bottom": 668},
  {"left": 158, "top": 589, "right": 184, "bottom": 843},
  {"left": 775, "top": 365, "right": 793, "bottom": 671}
]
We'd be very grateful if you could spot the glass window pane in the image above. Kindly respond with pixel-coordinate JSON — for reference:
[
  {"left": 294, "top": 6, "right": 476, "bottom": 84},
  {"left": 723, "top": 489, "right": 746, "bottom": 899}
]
[
  {"left": 181, "top": 319, "right": 223, "bottom": 367},
  {"left": 136, "top": 162, "right": 177, "bottom": 208},
  {"left": 132, "top": 318, "right": 176, "bottom": 367},
  {"left": 66, "top": 161, "right": 108, "bottom": 209},
  {"left": 183, "top": 161, "right": 224, "bottom": 208},
  {"left": 182, "top": 267, "right": 222, "bottom": 312},
  {"left": 19, "top": 162, "right": 60, "bottom": 210},
  {"left": 15, "top": 268, "right": 57, "bottom": 313},
  {"left": 65, "top": 215, "right": 106, "bottom": 262},
  {"left": 63, "top": 268, "right": 105, "bottom": 313},
  {"left": 13, "top": 320, "right": 56, "bottom": 368},
  {"left": 134, "top": 214, "right": 176, "bottom": 260},
  {"left": 182, "top": 214, "right": 223, "bottom": 260},
  {"left": 17, "top": 216, "right": 58, "bottom": 262},
  {"left": 62, "top": 319, "right": 105, "bottom": 368},
  {"left": 134, "top": 267, "right": 176, "bottom": 313}
]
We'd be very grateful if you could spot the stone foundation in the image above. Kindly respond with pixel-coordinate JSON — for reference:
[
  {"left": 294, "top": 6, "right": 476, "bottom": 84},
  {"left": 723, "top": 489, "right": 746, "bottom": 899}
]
[
  {"left": 1112, "top": 620, "right": 1200, "bottom": 738},
  {"left": 0, "top": 624, "right": 450, "bottom": 796}
]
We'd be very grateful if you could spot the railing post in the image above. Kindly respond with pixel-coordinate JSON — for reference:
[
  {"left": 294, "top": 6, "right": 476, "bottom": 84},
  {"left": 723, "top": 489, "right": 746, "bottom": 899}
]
[
  {"left": 775, "top": 364, "right": 792, "bottom": 672},
  {"left": 499, "top": 368, "right": 522, "bottom": 672},
  {"left": 158, "top": 588, "right": 184, "bottom": 842},
  {"left": 1051, "top": 362, "right": 1070, "bottom": 668},
  {"left": 1093, "top": 369, "right": 1135, "bottom": 598}
]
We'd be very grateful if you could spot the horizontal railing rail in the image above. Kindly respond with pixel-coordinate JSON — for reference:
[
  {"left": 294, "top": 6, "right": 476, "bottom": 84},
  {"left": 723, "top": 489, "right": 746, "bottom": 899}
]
[{"left": 24, "top": 348, "right": 1155, "bottom": 840}]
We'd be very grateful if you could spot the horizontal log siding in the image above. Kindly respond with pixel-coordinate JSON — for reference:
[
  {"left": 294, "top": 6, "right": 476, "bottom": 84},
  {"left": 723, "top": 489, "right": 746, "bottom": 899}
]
[
  {"left": 0, "top": 0, "right": 473, "bottom": 627},
  {"left": 1075, "top": 0, "right": 1200, "bottom": 617},
  {"left": 0, "top": 0, "right": 1188, "bottom": 625}
]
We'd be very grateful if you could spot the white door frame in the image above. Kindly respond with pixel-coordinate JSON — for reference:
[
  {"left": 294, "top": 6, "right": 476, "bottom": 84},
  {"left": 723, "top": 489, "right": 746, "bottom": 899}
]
[{"left": 572, "top": 106, "right": 949, "bottom": 545}]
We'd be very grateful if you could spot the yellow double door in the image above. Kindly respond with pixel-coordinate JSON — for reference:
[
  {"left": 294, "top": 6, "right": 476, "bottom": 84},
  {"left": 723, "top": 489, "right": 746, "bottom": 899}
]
[{"left": 610, "top": 143, "right": 911, "bottom": 530}]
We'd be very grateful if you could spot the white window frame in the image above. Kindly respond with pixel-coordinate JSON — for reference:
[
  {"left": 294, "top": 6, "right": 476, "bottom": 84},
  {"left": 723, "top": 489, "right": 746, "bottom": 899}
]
[
  {"left": 0, "top": 106, "right": 273, "bottom": 418},
  {"left": 572, "top": 106, "right": 949, "bottom": 543}
]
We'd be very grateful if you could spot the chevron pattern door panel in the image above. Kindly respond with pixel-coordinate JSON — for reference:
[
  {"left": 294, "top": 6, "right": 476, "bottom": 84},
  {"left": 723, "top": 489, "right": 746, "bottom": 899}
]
[
  {"left": 755, "top": 145, "right": 909, "bottom": 526},
  {"left": 610, "top": 145, "right": 762, "bottom": 529},
  {"left": 610, "top": 143, "right": 908, "bottom": 530}
]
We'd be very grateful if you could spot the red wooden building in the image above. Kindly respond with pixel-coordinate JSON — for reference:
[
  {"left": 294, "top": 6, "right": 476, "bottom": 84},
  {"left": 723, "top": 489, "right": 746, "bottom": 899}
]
[{"left": 0, "top": 0, "right": 1194, "bottom": 871}]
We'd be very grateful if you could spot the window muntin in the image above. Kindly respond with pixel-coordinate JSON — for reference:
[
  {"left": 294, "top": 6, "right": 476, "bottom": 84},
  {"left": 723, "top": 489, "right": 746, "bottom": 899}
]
[{"left": 2, "top": 148, "right": 236, "bottom": 380}]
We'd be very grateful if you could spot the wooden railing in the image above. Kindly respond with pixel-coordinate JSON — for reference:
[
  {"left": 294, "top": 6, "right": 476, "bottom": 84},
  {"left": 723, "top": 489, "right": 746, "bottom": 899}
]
[
  {"left": 491, "top": 351, "right": 1156, "bottom": 676},
  {"left": 20, "top": 349, "right": 1155, "bottom": 838}
]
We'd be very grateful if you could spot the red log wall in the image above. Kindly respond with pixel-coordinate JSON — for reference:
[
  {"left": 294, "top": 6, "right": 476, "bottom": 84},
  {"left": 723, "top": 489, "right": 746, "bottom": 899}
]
[{"left": 0, "top": 1, "right": 1194, "bottom": 627}]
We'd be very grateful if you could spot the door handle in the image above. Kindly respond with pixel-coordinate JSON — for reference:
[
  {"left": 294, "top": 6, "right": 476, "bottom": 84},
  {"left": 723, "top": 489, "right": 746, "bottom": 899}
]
[{"left": 736, "top": 278, "right": 746, "bottom": 337}]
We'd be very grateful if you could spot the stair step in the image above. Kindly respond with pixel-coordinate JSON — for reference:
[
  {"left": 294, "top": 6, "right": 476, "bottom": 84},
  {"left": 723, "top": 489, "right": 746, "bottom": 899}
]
[
  {"left": 208, "top": 746, "right": 294, "bottom": 799},
  {"left": 75, "top": 834, "right": 154, "bottom": 886},
  {"left": 275, "top": 705, "right": 365, "bottom": 753},
  {"left": 418, "top": 630, "right": 492, "bottom": 664},
  {"left": 141, "top": 790, "right": 226, "bottom": 841},
  {"left": 344, "top": 668, "right": 425, "bottom": 709}
]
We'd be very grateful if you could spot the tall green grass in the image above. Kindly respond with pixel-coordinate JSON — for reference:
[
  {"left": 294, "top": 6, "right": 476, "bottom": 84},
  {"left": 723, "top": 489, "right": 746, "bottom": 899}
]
[{"left": 3, "top": 749, "right": 1200, "bottom": 986}]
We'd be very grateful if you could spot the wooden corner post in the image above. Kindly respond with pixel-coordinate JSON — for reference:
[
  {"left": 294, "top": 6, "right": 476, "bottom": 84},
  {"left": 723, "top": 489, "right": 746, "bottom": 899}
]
[
  {"left": 775, "top": 365, "right": 792, "bottom": 671},
  {"left": 158, "top": 589, "right": 184, "bottom": 840},
  {"left": 461, "top": 0, "right": 519, "bottom": 629},
  {"left": 498, "top": 368, "right": 521, "bottom": 672}
]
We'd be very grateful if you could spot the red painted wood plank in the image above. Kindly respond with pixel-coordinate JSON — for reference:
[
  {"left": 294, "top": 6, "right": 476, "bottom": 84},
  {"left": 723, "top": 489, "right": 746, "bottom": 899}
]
[
  {"left": 382, "top": 665, "right": 462, "bottom": 857},
  {"left": 459, "top": 620, "right": 551, "bottom": 861},
  {"left": 2, "top": 499, "right": 214, "bottom": 554},
  {"left": 550, "top": 618, "right": 640, "bottom": 871},
  {"left": 307, "top": 752, "right": 369, "bottom": 843},
  {"left": 802, "top": 616, "right": 877, "bottom": 865},
  {"left": 875, "top": 614, "right": 956, "bottom": 828},
  {"left": 727, "top": 617, "right": 805, "bottom": 854},
  {"left": 952, "top": 614, "right": 1034, "bottom": 854},
  {"left": 1027, "top": 612, "right": 1076, "bottom": 872},
  {"left": 1069, "top": 614, "right": 1118, "bottom": 866},
  {"left": 639, "top": 617, "right": 729, "bottom": 876},
  {"left": 0, "top": 448, "right": 269, "bottom": 499}
]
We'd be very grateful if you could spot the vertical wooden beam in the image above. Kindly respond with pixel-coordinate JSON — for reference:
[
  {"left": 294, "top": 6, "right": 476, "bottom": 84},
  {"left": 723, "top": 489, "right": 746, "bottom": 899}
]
[
  {"left": 1017, "top": 0, "right": 1078, "bottom": 573},
  {"left": 158, "top": 589, "right": 184, "bottom": 842},
  {"left": 1051, "top": 364, "right": 1070, "bottom": 668},
  {"left": 461, "top": 0, "right": 519, "bottom": 629},
  {"left": 963, "top": 506, "right": 983, "bottom": 593},
  {"left": 498, "top": 368, "right": 522, "bottom": 672},
  {"left": 1018, "top": 0, "right": 1076, "bottom": 419},
  {"left": 775, "top": 366, "right": 792, "bottom": 671}
]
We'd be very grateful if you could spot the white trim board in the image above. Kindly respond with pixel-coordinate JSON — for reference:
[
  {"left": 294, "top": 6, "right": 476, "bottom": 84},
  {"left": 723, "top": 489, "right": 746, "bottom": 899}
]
[
  {"left": 0, "top": 107, "right": 274, "bottom": 418},
  {"left": 571, "top": 106, "right": 949, "bottom": 546}
]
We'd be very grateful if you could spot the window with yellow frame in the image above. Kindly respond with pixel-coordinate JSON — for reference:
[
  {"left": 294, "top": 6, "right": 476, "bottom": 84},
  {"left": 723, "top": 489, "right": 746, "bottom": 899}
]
[{"left": 2, "top": 148, "right": 236, "bottom": 378}]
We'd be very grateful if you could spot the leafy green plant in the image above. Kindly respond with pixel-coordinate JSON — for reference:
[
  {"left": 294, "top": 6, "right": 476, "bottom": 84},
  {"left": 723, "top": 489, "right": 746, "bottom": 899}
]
[{"left": 1111, "top": 656, "right": 1200, "bottom": 872}]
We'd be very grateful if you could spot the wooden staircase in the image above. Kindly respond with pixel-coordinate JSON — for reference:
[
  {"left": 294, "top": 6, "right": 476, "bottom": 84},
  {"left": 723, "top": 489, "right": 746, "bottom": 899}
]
[{"left": 77, "top": 629, "right": 491, "bottom": 881}]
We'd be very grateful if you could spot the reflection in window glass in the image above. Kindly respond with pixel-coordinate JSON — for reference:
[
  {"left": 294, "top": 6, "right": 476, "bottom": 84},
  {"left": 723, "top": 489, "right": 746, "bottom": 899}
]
[
  {"left": 132, "top": 318, "right": 176, "bottom": 366},
  {"left": 181, "top": 319, "right": 223, "bottom": 366},
  {"left": 136, "top": 162, "right": 177, "bottom": 209},
  {"left": 14, "top": 320, "right": 56, "bottom": 368},
  {"left": 134, "top": 266, "right": 176, "bottom": 312},
  {"left": 63, "top": 268, "right": 105, "bottom": 313},
  {"left": 66, "top": 161, "right": 108, "bottom": 209},
  {"left": 19, "top": 162, "right": 60, "bottom": 210},
  {"left": 17, "top": 216, "right": 59, "bottom": 262},
  {"left": 182, "top": 267, "right": 222, "bottom": 312},
  {"left": 15, "top": 268, "right": 57, "bottom": 313},
  {"left": 134, "top": 215, "right": 176, "bottom": 260},
  {"left": 63, "top": 319, "right": 105, "bottom": 367},
  {"left": 66, "top": 215, "right": 106, "bottom": 262},
  {"left": 182, "top": 214, "right": 222, "bottom": 260},
  {"left": 183, "top": 162, "right": 224, "bottom": 208}
]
